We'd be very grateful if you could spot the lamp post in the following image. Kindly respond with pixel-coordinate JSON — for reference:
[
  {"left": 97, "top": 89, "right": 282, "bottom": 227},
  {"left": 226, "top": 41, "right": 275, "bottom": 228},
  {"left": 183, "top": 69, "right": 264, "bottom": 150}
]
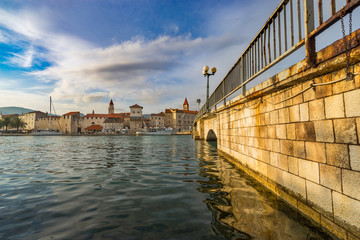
[{"left": 203, "top": 65, "right": 216, "bottom": 111}]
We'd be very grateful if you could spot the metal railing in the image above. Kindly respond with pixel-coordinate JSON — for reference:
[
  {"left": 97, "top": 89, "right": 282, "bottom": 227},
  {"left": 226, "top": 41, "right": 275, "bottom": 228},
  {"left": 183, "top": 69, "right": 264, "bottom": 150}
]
[{"left": 195, "top": 0, "right": 360, "bottom": 121}]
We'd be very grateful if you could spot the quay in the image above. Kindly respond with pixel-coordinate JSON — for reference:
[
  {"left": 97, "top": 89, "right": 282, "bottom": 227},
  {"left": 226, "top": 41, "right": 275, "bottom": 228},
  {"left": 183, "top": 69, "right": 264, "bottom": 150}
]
[{"left": 194, "top": 1, "right": 360, "bottom": 239}]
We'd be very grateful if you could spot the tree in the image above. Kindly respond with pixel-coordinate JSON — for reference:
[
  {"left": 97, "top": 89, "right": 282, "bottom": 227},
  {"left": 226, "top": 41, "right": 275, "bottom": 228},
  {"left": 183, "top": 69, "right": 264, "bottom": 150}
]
[
  {"left": 10, "top": 117, "right": 27, "bottom": 132},
  {"left": 2, "top": 116, "right": 11, "bottom": 133}
]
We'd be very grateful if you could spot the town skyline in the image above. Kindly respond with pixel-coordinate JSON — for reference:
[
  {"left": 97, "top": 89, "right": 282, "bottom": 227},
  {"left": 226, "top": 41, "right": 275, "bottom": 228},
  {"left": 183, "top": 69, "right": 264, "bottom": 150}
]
[{"left": 0, "top": 0, "right": 283, "bottom": 114}]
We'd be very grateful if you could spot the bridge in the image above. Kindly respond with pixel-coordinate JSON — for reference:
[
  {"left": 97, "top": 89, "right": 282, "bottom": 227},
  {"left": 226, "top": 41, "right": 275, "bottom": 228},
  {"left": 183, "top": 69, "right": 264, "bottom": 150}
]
[{"left": 193, "top": 0, "right": 360, "bottom": 239}]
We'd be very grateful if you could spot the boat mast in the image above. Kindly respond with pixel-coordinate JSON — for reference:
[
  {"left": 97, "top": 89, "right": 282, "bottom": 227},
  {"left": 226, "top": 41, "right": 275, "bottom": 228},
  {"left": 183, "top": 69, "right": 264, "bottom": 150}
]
[{"left": 49, "top": 96, "right": 52, "bottom": 130}]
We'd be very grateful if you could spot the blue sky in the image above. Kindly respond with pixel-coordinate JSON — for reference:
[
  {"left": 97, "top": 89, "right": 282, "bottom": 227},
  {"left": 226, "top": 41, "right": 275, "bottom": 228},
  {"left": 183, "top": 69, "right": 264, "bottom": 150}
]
[{"left": 2, "top": 0, "right": 339, "bottom": 114}]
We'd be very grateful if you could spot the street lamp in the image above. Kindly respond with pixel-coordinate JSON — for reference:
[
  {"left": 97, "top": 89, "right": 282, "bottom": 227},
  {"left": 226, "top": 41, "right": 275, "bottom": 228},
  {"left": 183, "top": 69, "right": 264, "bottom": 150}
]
[{"left": 203, "top": 65, "right": 216, "bottom": 111}]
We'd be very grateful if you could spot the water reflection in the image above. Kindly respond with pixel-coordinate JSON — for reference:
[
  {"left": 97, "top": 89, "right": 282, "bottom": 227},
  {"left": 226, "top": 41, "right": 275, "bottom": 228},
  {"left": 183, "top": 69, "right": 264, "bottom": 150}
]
[
  {"left": 196, "top": 141, "right": 335, "bottom": 240},
  {"left": 0, "top": 136, "right": 335, "bottom": 240}
]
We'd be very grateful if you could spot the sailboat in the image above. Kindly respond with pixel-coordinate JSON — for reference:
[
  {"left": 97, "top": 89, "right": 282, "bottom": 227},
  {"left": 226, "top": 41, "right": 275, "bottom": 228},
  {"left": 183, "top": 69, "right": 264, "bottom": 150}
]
[{"left": 32, "top": 97, "right": 62, "bottom": 136}]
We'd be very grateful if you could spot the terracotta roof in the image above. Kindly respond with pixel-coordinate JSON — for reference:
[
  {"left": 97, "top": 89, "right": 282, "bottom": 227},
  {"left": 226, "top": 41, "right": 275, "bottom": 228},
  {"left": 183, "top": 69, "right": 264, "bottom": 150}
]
[
  {"left": 183, "top": 97, "right": 189, "bottom": 106},
  {"left": 165, "top": 108, "right": 198, "bottom": 114},
  {"left": 109, "top": 99, "right": 114, "bottom": 105},
  {"left": 83, "top": 113, "right": 130, "bottom": 118},
  {"left": 84, "top": 125, "right": 103, "bottom": 131},
  {"left": 104, "top": 118, "right": 124, "bottom": 123},
  {"left": 151, "top": 112, "right": 165, "bottom": 116},
  {"left": 63, "top": 112, "right": 80, "bottom": 116},
  {"left": 129, "top": 104, "right": 143, "bottom": 109}
]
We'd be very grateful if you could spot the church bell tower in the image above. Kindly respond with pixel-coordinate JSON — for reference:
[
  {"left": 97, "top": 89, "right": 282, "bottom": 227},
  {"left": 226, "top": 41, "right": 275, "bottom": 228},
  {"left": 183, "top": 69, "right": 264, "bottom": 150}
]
[{"left": 108, "top": 99, "right": 114, "bottom": 114}]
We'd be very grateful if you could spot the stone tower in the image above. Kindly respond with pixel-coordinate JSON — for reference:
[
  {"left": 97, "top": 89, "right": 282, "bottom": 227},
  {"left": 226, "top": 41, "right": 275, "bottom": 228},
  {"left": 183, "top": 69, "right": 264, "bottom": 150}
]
[
  {"left": 108, "top": 99, "right": 114, "bottom": 114},
  {"left": 183, "top": 98, "right": 189, "bottom": 111}
]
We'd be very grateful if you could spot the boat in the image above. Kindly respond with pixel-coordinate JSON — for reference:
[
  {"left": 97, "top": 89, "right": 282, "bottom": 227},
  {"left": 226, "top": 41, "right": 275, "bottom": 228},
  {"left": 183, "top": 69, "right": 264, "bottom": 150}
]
[
  {"left": 136, "top": 127, "right": 174, "bottom": 135},
  {"left": 32, "top": 97, "right": 62, "bottom": 136}
]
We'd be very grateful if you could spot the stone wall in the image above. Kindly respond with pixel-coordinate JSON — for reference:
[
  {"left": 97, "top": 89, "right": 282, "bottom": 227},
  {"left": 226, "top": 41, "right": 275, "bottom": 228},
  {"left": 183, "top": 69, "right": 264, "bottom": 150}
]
[{"left": 195, "top": 30, "right": 360, "bottom": 239}]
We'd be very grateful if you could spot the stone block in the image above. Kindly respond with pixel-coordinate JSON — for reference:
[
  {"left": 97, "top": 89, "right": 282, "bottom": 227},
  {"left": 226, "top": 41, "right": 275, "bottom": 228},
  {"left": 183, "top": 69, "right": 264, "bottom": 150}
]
[
  {"left": 298, "top": 159, "right": 320, "bottom": 183},
  {"left": 342, "top": 169, "right": 360, "bottom": 201},
  {"left": 298, "top": 200, "right": 321, "bottom": 223},
  {"left": 315, "top": 75, "right": 333, "bottom": 98},
  {"left": 326, "top": 143, "right": 350, "bottom": 169},
  {"left": 306, "top": 180, "right": 333, "bottom": 214},
  {"left": 283, "top": 171, "right": 306, "bottom": 198},
  {"left": 267, "top": 125, "right": 276, "bottom": 139},
  {"left": 270, "top": 152, "right": 279, "bottom": 167},
  {"left": 325, "top": 94, "right": 345, "bottom": 119},
  {"left": 270, "top": 110, "right": 279, "bottom": 125},
  {"left": 295, "top": 122, "right": 316, "bottom": 141},
  {"left": 293, "top": 141, "right": 306, "bottom": 158},
  {"left": 306, "top": 142, "right": 326, "bottom": 163},
  {"left": 286, "top": 123, "right": 296, "bottom": 140},
  {"left": 334, "top": 78, "right": 355, "bottom": 95},
  {"left": 280, "top": 140, "right": 293, "bottom": 156},
  {"left": 272, "top": 139, "right": 280, "bottom": 152},
  {"left": 276, "top": 124, "right": 287, "bottom": 139},
  {"left": 334, "top": 118, "right": 357, "bottom": 144},
  {"left": 279, "top": 108, "right": 290, "bottom": 124},
  {"left": 350, "top": 145, "right": 360, "bottom": 171},
  {"left": 292, "top": 85, "right": 304, "bottom": 105},
  {"left": 309, "top": 99, "right": 325, "bottom": 120},
  {"left": 344, "top": 89, "right": 360, "bottom": 117},
  {"left": 278, "top": 154, "right": 288, "bottom": 171},
  {"left": 267, "top": 165, "right": 283, "bottom": 185},
  {"left": 319, "top": 164, "right": 341, "bottom": 192},
  {"left": 333, "top": 192, "right": 360, "bottom": 233},
  {"left": 314, "top": 120, "right": 334, "bottom": 143},
  {"left": 289, "top": 105, "right": 300, "bottom": 122},
  {"left": 303, "top": 82, "right": 316, "bottom": 102},
  {"left": 357, "top": 118, "right": 360, "bottom": 143},
  {"left": 320, "top": 216, "right": 348, "bottom": 240},
  {"left": 348, "top": 232, "right": 360, "bottom": 240},
  {"left": 299, "top": 103, "right": 309, "bottom": 122},
  {"left": 288, "top": 156, "right": 299, "bottom": 175}
]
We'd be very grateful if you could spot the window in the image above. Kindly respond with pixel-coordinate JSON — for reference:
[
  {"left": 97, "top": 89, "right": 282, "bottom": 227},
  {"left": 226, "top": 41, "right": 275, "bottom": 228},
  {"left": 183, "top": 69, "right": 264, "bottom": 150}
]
[{"left": 137, "top": 111, "right": 140, "bottom": 113}]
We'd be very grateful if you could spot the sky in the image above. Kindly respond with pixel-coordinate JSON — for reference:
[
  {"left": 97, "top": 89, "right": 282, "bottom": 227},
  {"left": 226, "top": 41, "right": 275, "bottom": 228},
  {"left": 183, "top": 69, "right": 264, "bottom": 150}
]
[{"left": 0, "top": 0, "right": 354, "bottom": 115}]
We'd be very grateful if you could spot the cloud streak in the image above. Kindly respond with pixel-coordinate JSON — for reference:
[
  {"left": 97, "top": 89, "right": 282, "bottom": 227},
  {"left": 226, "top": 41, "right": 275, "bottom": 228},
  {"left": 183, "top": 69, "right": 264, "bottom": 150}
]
[{"left": 0, "top": 1, "right": 281, "bottom": 114}]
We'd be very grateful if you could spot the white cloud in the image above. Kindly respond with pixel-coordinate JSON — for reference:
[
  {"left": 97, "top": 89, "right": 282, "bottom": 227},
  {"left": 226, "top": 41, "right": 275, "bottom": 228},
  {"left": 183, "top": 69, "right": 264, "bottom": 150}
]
[{"left": 0, "top": 1, "right": 284, "bottom": 114}]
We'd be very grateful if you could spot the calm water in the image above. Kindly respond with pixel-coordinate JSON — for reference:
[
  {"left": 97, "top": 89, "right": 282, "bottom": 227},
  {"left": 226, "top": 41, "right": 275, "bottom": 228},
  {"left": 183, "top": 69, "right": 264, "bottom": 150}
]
[{"left": 0, "top": 135, "right": 335, "bottom": 240}]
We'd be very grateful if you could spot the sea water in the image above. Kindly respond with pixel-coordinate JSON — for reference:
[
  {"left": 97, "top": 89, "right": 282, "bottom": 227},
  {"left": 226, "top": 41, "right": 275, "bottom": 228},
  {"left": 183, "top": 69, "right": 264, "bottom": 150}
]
[{"left": 0, "top": 135, "right": 336, "bottom": 239}]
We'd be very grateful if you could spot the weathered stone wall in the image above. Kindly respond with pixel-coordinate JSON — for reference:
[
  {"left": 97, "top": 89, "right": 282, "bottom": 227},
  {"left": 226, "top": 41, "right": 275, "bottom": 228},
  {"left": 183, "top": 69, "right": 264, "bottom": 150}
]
[{"left": 195, "top": 30, "right": 360, "bottom": 239}]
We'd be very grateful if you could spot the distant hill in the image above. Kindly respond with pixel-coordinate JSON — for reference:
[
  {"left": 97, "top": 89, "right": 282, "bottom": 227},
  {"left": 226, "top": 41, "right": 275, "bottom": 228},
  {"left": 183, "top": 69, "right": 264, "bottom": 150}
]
[{"left": 0, "top": 106, "right": 35, "bottom": 115}]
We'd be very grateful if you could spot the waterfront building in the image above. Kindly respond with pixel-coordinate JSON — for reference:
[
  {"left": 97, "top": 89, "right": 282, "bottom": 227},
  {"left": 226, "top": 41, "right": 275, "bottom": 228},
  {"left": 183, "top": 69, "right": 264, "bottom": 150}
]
[
  {"left": 149, "top": 112, "right": 165, "bottom": 128},
  {"left": 103, "top": 118, "right": 124, "bottom": 133},
  {"left": 60, "top": 112, "right": 81, "bottom": 134},
  {"left": 129, "top": 104, "right": 144, "bottom": 132},
  {"left": 165, "top": 98, "right": 198, "bottom": 132},
  {"left": 19, "top": 111, "right": 47, "bottom": 131}
]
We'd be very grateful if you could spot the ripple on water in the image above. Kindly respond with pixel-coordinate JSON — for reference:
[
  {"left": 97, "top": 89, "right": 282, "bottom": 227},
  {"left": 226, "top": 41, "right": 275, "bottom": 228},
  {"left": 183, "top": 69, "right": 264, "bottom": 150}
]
[{"left": 0, "top": 136, "right": 337, "bottom": 240}]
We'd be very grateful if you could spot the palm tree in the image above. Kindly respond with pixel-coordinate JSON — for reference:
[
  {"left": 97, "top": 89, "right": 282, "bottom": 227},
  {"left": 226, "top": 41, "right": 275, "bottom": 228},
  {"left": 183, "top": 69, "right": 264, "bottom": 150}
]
[
  {"left": 2, "top": 116, "right": 11, "bottom": 133},
  {"left": 0, "top": 119, "right": 4, "bottom": 131},
  {"left": 10, "top": 117, "right": 27, "bottom": 133}
]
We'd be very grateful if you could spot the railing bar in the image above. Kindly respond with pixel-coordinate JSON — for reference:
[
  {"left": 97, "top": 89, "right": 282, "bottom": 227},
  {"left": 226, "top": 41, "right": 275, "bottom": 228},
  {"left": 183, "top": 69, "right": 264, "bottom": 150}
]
[
  {"left": 273, "top": 19, "right": 277, "bottom": 59},
  {"left": 254, "top": 44, "right": 256, "bottom": 75},
  {"left": 331, "top": 0, "right": 336, "bottom": 16},
  {"left": 268, "top": 22, "right": 272, "bottom": 63},
  {"left": 278, "top": 11, "right": 282, "bottom": 56},
  {"left": 308, "top": 0, "right": 360, "bottom": 39},
  {"left": 208, "top": 40, "right": 305, "bottom": 109},
  {"left": 284, "top": 3, "right": 288, "bottom": 51},
  {"left": 297, "top": 0, "right": 302, "bottom": 41},
  {"left": 252, "top": 45, "right": 254, "bottom": 76},
  {"left": 257, "top": 35, "right": 261, "bottom": 72},
  {"left": 290, "top": 0, "right": 295, "bottom": 46},
  {"left": 318, "top": 0, "right": 323, "bottom": 25},
  {"left": 261, "top": 33, "right": 264, "bottom": 69},
  {"left": 264, "top": 28, "right": 268, "bottom": 66}
]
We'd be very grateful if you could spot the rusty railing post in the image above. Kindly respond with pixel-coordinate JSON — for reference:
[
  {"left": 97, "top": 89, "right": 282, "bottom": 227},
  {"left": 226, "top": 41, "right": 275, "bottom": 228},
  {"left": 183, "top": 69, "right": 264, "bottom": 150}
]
[{"left": 304, "top": 0, "right": 316, "bottom": 67}]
